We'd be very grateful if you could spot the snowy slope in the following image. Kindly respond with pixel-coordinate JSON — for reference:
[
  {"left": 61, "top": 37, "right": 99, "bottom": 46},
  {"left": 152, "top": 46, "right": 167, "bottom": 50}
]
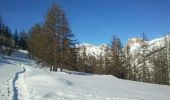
[
  {"left": 0, "top": 50, "right": 170, "bottom": 100},
  {"left": 22, "top": 66, "right": 170, "bottom": 100}
]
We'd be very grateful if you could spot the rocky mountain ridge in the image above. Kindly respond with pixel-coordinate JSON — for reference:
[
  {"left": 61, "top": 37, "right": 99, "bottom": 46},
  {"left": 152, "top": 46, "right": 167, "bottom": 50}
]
[{"left": 77, "top": 35, "right": 170, "bottom": 56}]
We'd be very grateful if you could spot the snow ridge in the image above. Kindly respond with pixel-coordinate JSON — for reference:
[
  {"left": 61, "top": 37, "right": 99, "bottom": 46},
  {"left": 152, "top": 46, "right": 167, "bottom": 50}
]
[{"left": 78, "top": 35, "right": 170, "bottom": 57}]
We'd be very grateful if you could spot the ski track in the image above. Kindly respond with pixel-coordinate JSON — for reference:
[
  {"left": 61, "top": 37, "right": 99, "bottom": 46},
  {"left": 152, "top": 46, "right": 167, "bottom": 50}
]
[{"left": 12, "top": 63, "right": 26, "bottom": 100}]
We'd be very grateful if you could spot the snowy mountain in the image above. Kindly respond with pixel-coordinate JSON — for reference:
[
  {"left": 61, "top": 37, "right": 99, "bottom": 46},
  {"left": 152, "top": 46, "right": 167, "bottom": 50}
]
[
  {"left": 78, "top": 35, "right": 170, "bottom": 57},
  {"left": 77, "top": 43, "right": 108, "bottom": 57},
  {"left": 128, "top": 35, "right": 170, "bottom": 52},
  {"left": 125, "top": 37, "right": 144, "bottom": 52},
  {"left": 0, "top": 50, "right": 170, "bottom": 100}
]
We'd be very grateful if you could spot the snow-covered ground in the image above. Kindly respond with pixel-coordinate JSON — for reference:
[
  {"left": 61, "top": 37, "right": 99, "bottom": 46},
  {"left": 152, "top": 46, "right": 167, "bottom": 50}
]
[{"left": 0, "top": 50, "right": 170, "bottom": 100}]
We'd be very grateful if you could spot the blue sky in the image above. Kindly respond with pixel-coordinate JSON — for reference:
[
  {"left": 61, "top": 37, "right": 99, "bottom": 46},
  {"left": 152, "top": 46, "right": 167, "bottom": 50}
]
[{"left": 1, "top": 0, "right": 170, "bottom": 45}]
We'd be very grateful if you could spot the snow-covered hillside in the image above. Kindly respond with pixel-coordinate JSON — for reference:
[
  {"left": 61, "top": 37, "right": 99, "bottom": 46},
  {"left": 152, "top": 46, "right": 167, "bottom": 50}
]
[{"left": 0, "top": 50, "right": 170, "bottom": 100}]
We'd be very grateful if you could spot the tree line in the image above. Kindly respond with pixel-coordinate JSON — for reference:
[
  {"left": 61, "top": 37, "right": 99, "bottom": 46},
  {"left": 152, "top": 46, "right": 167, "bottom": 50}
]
[
  {"left": 0, "top": 16, "right": 28, "bottom": 55},
  {"left": 77, "top": 33, "right": 170, "bottom": 85}
]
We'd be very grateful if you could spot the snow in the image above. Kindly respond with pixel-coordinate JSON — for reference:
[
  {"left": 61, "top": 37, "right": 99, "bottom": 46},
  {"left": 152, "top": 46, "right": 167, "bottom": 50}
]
[
  {"left": 77, "top": 43, "right": 108, "bottom": 57},
  {"left": 0, "top": 50, "right": 170, "bottom": 100},
  {"left": 124, "top": 35, "right": 170, "bottom": 54},
  {"left": 0, "top": 57, "right": 19, "bottom": 100}
]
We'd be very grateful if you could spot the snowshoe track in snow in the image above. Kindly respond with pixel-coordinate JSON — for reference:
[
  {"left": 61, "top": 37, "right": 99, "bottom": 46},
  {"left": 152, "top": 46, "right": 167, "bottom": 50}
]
[{"left": 12, "top": 64, "right": 26, "bottom": 100}]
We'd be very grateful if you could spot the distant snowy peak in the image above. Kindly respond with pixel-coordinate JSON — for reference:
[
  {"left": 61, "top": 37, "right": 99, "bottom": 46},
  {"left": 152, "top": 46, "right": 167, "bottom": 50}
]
[
  {"left": 127, "top": 37, "right": 143, "bottom": 46},
  {"left": 125, "top": 38, "right": 143, "bottom": 52},
  {"left": 146, "top": 35, "right": 170, "bottom": 47},
  {"left": 77, "top": 43, "right": 109, "bottom": 56},
  {"left": 79, "top": 43, "right": 95, "bottom": 48},
  {"left": 78, "top": 35, "right": 170, "bottom": 56},
  {"left": 126, "top": 35, "right": 170, "bottom": 52}
]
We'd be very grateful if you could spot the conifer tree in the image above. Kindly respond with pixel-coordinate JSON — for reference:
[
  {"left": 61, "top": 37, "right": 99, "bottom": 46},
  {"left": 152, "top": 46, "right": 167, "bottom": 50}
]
[
  {"left": 110, "top": 35, "right": 125, "bottom": 79},
  {"left": 43, "top": 2, "right": 76, "bottom": 71},
  {"left": 124, "top": 44, "right": 133, "bottom": 80},
  {"left": 140, "top": 32, "right": 150, "bottom": 82},
  {"left": 13, "top": 30, "right": 19, "bottom": 47},
  {"left": 19, "top": 31, "right": 28, "bottom": 50},
  {"left": 28, "top": 2, "right": 77, "bottom": 71}
]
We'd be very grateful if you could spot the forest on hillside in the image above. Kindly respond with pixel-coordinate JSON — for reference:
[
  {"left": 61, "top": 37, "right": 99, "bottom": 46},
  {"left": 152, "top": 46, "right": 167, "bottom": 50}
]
[{"left": 0, "top": 2, "right": 170, "bottom": 86}]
